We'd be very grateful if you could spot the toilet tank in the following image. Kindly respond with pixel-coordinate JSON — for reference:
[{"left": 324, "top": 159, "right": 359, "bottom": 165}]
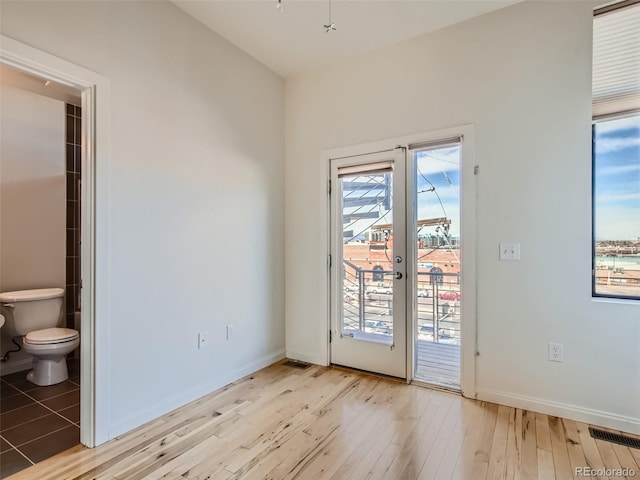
[{"left": 0, "top": 288, "right": 64, "bottom": 337}]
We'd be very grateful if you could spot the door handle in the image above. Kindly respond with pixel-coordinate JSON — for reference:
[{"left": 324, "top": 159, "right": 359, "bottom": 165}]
[{"left": 394, "top": 272, "right": 403, "bottom": 280}]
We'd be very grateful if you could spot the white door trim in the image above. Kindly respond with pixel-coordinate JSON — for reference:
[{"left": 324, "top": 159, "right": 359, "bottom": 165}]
[
  {"left": 0, "top": 35, "right": 111, "bottom": 446},
  {"left": 322, "top": 124, "right": 477, "bottom": 397}
]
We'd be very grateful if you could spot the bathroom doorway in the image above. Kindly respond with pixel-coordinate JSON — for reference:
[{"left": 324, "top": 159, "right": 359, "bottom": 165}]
[
  {"left": 0, "top": 34, "right": 107, "bottom": 475},
  {"left": 0, "top": 64, "right": 83, "bottom": 477}
]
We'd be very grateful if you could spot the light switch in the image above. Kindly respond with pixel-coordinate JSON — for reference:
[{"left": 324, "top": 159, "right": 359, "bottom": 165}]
[{"left": 499, "top": 243, "right": 520, "bottom": 261}]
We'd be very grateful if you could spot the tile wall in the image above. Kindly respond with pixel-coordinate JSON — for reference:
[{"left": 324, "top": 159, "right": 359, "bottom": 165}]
[{"left": 65, "top": 104, "right": 81, "bottom": 329}]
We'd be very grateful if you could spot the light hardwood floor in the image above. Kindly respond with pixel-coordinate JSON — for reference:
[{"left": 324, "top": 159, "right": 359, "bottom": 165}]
[{"left": 7, "top": 360, "right": 639, "bottom": 480}]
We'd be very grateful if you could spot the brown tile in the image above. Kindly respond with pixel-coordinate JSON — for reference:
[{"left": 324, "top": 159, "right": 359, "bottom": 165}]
[
  {"left": 75, "top": 146, "right": 82, "bottom": 174},
  {"left": 1, "top": 384, "right": 20, "bottom": 399},
  {"left": 9, "top": 379, "right": 40, "bottom": 393},
  {"left": 0, "top": 448, "right": 33, "bottom": 478},
  {"left": 74, "top": 117, "right": 81, "bottom": 144},
  {"left": 66, "top": 143, "right": 75, "bottom": 172},
  {"left": 26, "top": 381, "right": 77, "bottom": 402},
  {"left": 41, "top": 390, "right": 80, "bottom": 411},
  {"left": 2, "top": 414, "right": 71, "bottom": 447},
  {"left": 66, "top": 202, "right": 74, "bottom": 230},
  {"left": 0, "top": 393, "right": 34, "bottom": 413},
  {"left": 0, "top": 436, "right": 11, "bottom": 453},
  {"left": 66, "top": 115, "right": 74, "bottom": 144},
  {"left": 1, "top": 371, "right": 30, "bottom": 385},
  {"left": 58, "top": 404, "right": 80, "bottom": 424},
  {"left": 67, "top": 359, "right": 80, "bottom": 378},
  {"left": 0, "top": 403, "right": 50, "bottom": 431},
  {"left": 66, "top": 256, "right": 76, "bottom": 282},
  {"left": 66, "top": 228, "right": 76, "bottom": 256},
  {"left": 19, "top": 425, "right": 79, "bottom": 464},
  {"left": 65, "top": 287, "right": 76, "bottom": 315}
]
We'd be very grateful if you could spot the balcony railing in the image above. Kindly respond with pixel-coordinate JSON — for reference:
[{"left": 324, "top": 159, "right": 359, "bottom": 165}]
[{"left": 342, "top": 261, "right": 461, "bottom": 345}]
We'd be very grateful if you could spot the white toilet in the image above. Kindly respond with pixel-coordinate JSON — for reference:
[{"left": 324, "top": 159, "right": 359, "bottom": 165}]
[{"left": 0, "top": 288, "right": 79, "bottom": 386}]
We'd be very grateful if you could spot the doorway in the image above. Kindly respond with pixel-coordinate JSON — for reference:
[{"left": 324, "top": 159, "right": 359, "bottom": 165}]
[
  {"left": 0, "top": 65, "right": 84, "bottom": 477},
  {"left": 328, "top": 131, "right": 473, "bottom": 392},
  {"left": 1, "top": 33, "right": 109, "bottom": 449}
]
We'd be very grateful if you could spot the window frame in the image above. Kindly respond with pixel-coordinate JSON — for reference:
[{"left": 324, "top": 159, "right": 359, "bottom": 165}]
[{"left": 591, "top": 112, "right": 640, "bottom": 301}]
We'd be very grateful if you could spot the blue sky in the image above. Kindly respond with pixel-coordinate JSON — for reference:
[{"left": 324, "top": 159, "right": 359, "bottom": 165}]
[
  {"left": 594, "top": 115, "right": 640, "bottom": 241},
  {"left": 416, "top": 146, "right": 460, "bottom": 238}
]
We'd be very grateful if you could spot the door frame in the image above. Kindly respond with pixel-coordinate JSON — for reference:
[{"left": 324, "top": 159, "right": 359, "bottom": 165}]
[
  {"left": 1, "top": 35, "right": 111, "bottom": 446},
  {"left": 322, "top": 125, "right": 477, "bottom": 397}
]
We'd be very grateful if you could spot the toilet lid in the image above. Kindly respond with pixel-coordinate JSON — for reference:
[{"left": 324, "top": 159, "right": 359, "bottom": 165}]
[
  {"left": 0, "top": 288, "right": 64, "bottom": 303},
  {"left": 25, "top": 328, "right": 79, "bottom": 345}
]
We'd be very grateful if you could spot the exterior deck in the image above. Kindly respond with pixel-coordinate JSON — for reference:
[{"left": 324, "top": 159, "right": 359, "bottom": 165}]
[{"left": 415, "top": 340, "right": 460, "bottom": 389}]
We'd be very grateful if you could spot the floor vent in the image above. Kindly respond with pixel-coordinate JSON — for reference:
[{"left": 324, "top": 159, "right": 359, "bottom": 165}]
[
  {"left": 283, "top": 360, "right": 311, "bottom": 370},
  {"left": 589, "top": 427, "right": 640, "bottom": 449}
]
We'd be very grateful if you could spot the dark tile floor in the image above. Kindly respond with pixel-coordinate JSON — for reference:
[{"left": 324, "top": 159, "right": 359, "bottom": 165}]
[{"left": 0, "top": 359, "right": 80, "bottom": 478}]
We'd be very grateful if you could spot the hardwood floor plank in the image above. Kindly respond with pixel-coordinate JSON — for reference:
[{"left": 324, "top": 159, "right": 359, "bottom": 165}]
[
  {"left": 548, "top": 416, "right": 573, "bottom": 480},
  {"left": 537, "top": 449, "right": 556, "bottom": 480},
  {"left": 576, "top": 422, "right": 608, "bottom": 480},
  {"left": 415, "top": 396, "right": 465, "bottom": 479},
  {"left": 535, "top": 413, "right": 552, "bottom": 453},
  {"left": 449, "top": 400, "right": 489, "bottom": 480},
  {"left": 562, "top": 419, "right": 588, "bottom": 480},
  {"left": 504, "top": 408, "right": 522, "bottom": 480},
  {"left": 469, "top": 401, "right": 499, "bottom": 480},
  {"left": 6, "top": 363, "right": 636, "bottom": 480},
  {"left": 611, "top": 442, "right": 640, "bottom": 476},
  {"left": 381, "top": 390, "right": 454, "bottom": 479},
  {"left": 485, "top": 404, "right": 510, "bottom": 480},
  {"left": 429, "top": 397, "right": 479, "bottom": 480},
  {"left": 520, "top": 410, "right": 539, "bottom": 480}
]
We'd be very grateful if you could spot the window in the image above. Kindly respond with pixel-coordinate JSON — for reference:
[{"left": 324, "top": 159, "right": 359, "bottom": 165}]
[{"left": 592, "top": 1, "right": 640, "bottom": 300}]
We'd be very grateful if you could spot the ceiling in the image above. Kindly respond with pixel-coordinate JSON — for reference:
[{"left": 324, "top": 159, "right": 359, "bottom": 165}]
[
  {"left": 0, "top": 64, "right": 81, "bottom": 104},
  {"left": 172, "top": 0, "right": 524, "bottom": 78}
]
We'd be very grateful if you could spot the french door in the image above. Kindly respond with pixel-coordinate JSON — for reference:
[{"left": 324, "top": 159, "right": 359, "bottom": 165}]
[
  {"left": 329, "top": 136, "right": 465, "bottom": 388},
  {"left": 330, "top": 149, "right": 407, "bottom": 378}
]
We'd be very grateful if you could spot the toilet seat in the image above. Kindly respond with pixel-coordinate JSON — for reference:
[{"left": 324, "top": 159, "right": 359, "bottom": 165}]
[{"left": 25, "top": 327, "right": 79, "bottom": 345}]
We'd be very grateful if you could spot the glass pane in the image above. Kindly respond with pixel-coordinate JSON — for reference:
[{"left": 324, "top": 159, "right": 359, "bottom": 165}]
[
  {"left": 413, "top": 144, "right": 461, "bottom": 388},
  {"left": 340, "top": 170, "right": 394, "bottom": 342},
  {"left": 593, "top": 115, "right": 640, "bottom": 299}
]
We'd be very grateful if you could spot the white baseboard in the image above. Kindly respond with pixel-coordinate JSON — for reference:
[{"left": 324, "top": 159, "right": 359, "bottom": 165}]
[
  {"left": 107, "top": 349, "right": 286, "bottom": 441},
  {"left": 285, "top": 349, "right": 327, "bottom": 367},
  {"left": 476, "top": 387, "right": 640, "bottom": 435},
  {"left": 0, "top": 357, "right": 32, "bottom": 376}
]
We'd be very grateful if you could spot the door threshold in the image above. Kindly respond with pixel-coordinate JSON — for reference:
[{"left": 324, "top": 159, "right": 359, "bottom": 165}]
[
  {"left": 411, "top": 379, "right": 461, "bottom": 395},
  {"left": 330, "top": 364, "right": 406, "bottom": 383}
]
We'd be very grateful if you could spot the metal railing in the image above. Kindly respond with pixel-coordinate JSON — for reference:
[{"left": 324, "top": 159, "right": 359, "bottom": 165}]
[{"left": 341, "top": 261, "right": 461, "bottom": 345}]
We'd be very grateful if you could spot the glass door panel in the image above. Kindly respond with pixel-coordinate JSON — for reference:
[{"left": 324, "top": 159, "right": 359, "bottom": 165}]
[
  {"left": 331, "top": 151, "right": 406, "bottom": 378},
  {"left": 412, "top": 143, "right": 462, "bottom": 389}
]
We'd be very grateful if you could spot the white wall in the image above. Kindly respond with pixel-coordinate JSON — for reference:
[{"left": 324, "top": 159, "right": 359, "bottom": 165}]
[
  {"left": 285, "top": 1, "right": 640, "bottom": 433},
  {"left": 0, "top": 1, "right": 285, "bottom": 443},
  {"left": 0, "top": 83, "right": 66, "bottom": 292},
  {"left": 0, "top": 83, "right": 66, "bottom": 373}
]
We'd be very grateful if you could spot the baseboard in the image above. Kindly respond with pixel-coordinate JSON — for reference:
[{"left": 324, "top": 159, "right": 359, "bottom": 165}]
[
  {"left": 0, "top": 357, "right": 32, "bottom": 376},
  {"left": 107, "top": 349, "right": 286, "bottom": 441},
  {"left": 476, "top": 387, "right": 640, "bottom": 435},
  {"left": 284, "top": 349, "right": 326, "bottom": 367}
]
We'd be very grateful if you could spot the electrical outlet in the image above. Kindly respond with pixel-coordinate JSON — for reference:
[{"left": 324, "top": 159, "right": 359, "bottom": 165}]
[
  {"left": 198, "top": 332, "right": 208, "bottom": 349},
  {"left": 548, "top": 342, "right": 563, "bottom": 362},
  {"left": 226, "top": 325, "right": 234, "bottom": 341}
]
